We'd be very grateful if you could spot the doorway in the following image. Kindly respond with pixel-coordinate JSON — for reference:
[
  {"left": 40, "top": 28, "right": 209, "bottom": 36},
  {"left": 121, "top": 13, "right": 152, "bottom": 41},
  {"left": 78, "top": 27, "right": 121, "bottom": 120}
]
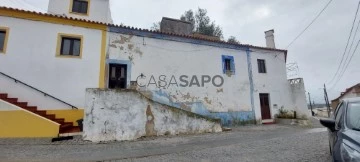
[
  {"left": 259, "top": 93, "right": 271, "bottom": 120},
  {"left": 108, "top": 64, "right": 127, "bottom": 89}
]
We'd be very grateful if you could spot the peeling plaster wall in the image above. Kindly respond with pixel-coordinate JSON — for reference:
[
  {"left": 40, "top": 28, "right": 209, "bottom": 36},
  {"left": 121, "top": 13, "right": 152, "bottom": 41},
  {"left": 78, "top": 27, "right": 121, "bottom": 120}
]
[
  {"left": 107, "top": 33, "right": 252, "bottom": 112},
  {"left": 106, "top": 30, "right": 306, "bottom": 124},
  {"left": 83, "top": 89, "right": 222, "bottom": 142}
]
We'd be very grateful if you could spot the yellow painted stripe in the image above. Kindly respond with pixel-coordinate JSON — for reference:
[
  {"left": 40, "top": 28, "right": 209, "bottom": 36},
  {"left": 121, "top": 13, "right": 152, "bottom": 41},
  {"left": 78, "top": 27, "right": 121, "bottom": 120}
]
[
  {"left": 0, "top": 8, "right": 107, "bottom": 30},
  {"left": 0, "top": 110, "right": 59, "bottom": 138},
  {"left": 99, "top": 30, "right": 107, "bottom": 88}
]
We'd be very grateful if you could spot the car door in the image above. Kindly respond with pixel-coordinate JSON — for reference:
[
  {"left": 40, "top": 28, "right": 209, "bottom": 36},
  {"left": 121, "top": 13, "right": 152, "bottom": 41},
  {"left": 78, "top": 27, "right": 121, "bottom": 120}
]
[{"left": 330, "top": 102, "right": 345, "bottom": 152}]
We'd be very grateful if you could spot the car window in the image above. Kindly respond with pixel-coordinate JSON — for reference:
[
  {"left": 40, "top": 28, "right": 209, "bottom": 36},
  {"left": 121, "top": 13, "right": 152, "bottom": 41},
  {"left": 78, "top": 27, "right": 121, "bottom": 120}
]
[
  {"left": 347, "top": 102, "right": 360, "bottom": 131},
  {"left": 334, "top": 102, "right": 342, "bottom": 117},
  {"left": 335, "top": 103, "right": 344, "bottom": 129}
]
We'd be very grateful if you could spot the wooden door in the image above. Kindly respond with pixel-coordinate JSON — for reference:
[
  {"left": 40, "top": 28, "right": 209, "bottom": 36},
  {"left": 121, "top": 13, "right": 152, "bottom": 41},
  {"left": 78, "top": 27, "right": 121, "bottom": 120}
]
[{"left": 259, "top": 93, "right": 271, "bottom": 120}]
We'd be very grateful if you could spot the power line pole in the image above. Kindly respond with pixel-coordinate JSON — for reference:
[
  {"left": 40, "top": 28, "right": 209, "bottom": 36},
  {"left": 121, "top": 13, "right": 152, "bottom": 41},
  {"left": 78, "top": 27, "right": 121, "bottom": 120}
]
[
  {"left": 308, "top": 92, "right": 314, "bottom": 116},
  {"left": 324, "top": 84, "right": 331, "bottom": 117},
  {"left": 313, "top": 100, "right": 316, "bottom": 108}
]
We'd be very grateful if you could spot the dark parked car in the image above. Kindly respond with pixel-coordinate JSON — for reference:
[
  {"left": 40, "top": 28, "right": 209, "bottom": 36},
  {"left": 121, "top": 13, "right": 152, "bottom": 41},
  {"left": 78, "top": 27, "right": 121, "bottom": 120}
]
[{"left": 320, "top": 97, "right": 360, "bottom": 161}]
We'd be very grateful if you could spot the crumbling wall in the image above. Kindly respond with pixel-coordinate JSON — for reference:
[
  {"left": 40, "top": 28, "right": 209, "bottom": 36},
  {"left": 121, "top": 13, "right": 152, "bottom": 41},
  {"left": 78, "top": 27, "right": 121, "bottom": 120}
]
[
  {"left": 83, "top": 89, "right": 222, "bottom": 142},
  {"left": 289, "top": 78, "right": 310, "bottom": 118}
]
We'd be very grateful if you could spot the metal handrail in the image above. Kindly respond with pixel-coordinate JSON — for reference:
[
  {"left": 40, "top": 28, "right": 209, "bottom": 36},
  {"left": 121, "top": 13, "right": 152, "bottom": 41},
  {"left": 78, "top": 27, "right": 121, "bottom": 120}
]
[{"left": 0, "top": 72, "right": 78, "bottom": 109}]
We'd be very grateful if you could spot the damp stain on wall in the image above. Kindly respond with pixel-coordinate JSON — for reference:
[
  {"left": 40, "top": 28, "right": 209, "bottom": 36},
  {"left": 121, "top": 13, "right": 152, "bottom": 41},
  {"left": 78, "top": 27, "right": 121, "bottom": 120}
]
[
  {"left": 145, "top": 105, "right": 156, "bottom": 136},
  {"left": 204, "top": 97, "right": 212, "bottom": 104}
]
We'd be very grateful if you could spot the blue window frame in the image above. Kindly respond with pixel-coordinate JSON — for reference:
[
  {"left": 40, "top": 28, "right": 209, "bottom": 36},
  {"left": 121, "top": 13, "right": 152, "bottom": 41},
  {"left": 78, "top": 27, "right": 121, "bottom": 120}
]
[{"left": 222, "top": 55, "right": 235, "bottom": 75}]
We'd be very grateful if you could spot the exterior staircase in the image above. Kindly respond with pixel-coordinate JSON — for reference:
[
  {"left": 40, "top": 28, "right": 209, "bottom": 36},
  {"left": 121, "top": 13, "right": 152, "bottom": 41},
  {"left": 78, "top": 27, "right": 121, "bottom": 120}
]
[{"left": 0, "top": 93, "right": 80, "bottom": 134}]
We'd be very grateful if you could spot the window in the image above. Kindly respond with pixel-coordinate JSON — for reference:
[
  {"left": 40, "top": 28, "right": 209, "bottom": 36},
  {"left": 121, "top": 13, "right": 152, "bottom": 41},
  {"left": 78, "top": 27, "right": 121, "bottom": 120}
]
[
  {"left": 346, "top": 102, "right": 360, "bottom": 130},
  {"left": 56, "top": 33, "right": 83, "bottom": 58},
  {"left": 0, "top": 27, "right": 9, "bottom": 54},
  {"left": 257, "top": 59, "right": 267, "bottom": 73},
  {"left": 61, "top": 38, "right": 81, "bottom": 56},
  {"left": 224, "top": 59, "right": 231, "bottom": 71},
  {"left": 222, "top": 55, "right": 235, "bottom": 75},
  {"left": 70, "top": 0, "right": 89, "bottom": 15}
]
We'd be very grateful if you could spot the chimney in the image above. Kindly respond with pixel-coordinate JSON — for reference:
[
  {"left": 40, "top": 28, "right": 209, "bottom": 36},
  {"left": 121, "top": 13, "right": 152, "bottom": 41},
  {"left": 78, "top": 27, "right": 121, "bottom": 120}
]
[
  {"left": 160, "top": 17, "right": 192, "bottom": 35},
  {"left": 265, "top": 29, "right": 276, "bottom": 48}
]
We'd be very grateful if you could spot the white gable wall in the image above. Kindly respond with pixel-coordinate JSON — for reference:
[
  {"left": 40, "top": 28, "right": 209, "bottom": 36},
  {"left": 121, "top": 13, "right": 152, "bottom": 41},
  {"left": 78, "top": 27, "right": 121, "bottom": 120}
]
[
  {"left": 48, "top": 0, "right": 113, "bottom": 23},
  {"left": 0, "top": 16, "right": 102, "bottom": 109},
  {"left": 251, "top": 49, "right": 291, "bottom": 119}
]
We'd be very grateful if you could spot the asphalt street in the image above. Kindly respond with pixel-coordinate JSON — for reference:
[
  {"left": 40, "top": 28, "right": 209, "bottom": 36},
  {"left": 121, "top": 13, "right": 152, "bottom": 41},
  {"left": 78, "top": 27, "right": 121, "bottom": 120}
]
[{"left": 0, "top": 120, "right": 330, "bottom": 162}]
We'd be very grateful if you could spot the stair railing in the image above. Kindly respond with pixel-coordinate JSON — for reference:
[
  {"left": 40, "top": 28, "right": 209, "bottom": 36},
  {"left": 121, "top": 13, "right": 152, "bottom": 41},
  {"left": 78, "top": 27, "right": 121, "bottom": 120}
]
[{"left": 0, "top": 71, "right": 78, "bottom": 109}]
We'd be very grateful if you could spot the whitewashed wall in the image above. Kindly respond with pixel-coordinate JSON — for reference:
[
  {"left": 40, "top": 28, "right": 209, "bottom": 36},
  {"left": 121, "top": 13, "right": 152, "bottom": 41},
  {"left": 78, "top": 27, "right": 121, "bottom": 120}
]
[
  {"left": 289, "top": 79, "right": 309, "bottom": 117},
  {"left": 106, "top": 32, "right": 309, "bottom": 122},
  {"left": 0, "top": 99, "right": 19, "bottom": 111},
  {"left": 48, "top": 0, "right": 113, "bottom": 23},
  {"left": 0, "top": 16, "right": 102, "bottom": 110},
  {"left": 84, "top": 89, "right": 222, "bottom": 142},
  {"left": 107, "top": 33, "right": 253, "bottom": 113},
  {"left": 250, "top": 49, "right": 292, "bottom": 119},
  {"left": 251, "top": 49, "right": 308, "bottom": 118}
]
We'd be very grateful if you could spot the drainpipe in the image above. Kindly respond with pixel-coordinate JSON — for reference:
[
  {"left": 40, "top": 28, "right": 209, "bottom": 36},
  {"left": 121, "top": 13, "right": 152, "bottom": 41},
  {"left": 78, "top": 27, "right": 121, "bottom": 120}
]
[{"left": 246, "top": 48, "right": 256, "bottom": 123}]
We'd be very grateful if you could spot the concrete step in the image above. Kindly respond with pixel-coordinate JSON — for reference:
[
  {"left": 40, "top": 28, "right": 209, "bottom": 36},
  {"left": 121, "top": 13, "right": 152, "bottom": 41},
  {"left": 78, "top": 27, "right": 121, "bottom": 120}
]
[{"left": 0, "top": 93, "right": 8, "bottom": 98}]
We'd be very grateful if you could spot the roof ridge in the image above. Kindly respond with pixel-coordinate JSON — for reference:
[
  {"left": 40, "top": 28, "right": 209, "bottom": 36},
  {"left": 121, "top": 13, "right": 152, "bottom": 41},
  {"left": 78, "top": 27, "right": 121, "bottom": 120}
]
[{"left": 0, "top": 6, "right": 288, "bottom": 53}]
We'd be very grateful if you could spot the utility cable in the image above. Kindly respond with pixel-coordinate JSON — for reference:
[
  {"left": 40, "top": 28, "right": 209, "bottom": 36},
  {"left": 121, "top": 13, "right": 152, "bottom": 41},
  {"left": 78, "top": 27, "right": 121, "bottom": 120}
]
[
  {"left": 329, "top": 36, "right": 360, "bottom": 90},
  {"left": 327, "top": 1, "right": 360, "bottom": 85},
  {"left": 286, "top": 0, "right": 334, "bottom": 49}
]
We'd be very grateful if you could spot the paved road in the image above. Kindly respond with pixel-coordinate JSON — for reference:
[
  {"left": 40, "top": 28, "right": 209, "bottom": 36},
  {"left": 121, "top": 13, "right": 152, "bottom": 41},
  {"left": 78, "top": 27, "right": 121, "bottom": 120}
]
[{"left": 0, "top": 121, "right": 331, "bottom": 162}]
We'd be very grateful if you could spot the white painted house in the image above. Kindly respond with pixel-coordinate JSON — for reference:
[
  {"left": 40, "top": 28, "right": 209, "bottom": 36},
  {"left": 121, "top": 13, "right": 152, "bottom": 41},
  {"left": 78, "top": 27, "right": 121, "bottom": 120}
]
[
  {"left": 0, "top": 0, "right": 109, "bottom": 137},
  {"left": 106, "top": 25, "right": 309, "bottom": 125},
  {"left": 48, "top": 0, "right": 113, "bottom": 23},
  {"left": 0, "top": 0, "right": 308, "bottom": 138}
]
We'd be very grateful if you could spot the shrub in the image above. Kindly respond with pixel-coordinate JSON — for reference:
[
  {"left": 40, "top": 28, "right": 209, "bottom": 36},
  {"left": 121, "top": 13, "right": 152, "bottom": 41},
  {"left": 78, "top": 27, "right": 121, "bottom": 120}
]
[{"left": 276, "top": 107, "right": 296, "bottom": 119}]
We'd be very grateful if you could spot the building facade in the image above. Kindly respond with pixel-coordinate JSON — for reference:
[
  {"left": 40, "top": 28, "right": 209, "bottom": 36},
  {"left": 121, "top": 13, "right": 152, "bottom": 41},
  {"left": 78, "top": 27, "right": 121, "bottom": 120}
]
[
  {"left": 0, "top": 0, "right": 308, "bottom": 137},
  {"left": 0, "top": 2, "right": 108, "bottom": 137},
  {"left": 331, "top": 83, "right": 360, "bottom": 110},
  {"left": 106, "top": 26, "right": 308, "bottom": 125}
]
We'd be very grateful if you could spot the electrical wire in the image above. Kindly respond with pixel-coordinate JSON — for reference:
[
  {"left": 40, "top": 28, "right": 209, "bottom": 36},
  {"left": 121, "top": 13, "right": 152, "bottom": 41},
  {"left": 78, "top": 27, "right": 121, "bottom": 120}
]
[
  {"left": 345, "top": 15, "right": 360, "bottom": 66},
  {"left": 329, "top": 36, "right": 360, "bottom": 90},
  {"left": 286, "top": 0, "right": 334, "bottom": 49},
  {"left": 327, "top": 1, "right": 360, "bottom": 85}
]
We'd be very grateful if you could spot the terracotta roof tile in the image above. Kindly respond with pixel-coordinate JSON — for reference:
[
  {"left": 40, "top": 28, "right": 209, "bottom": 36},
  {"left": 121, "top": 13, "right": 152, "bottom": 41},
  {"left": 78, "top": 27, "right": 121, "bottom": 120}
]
[
  {"left": 332, "top": 83, "right": 360, "bottom": 101},
  {"left": 0, "top": 6, "right": 288, "bottom": 54}
]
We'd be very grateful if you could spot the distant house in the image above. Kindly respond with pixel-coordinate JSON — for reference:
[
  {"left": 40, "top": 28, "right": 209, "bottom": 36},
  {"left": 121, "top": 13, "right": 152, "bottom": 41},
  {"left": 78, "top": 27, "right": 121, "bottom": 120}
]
[{"left": 331, "top": 83, "right": 360, "bottom": 110}]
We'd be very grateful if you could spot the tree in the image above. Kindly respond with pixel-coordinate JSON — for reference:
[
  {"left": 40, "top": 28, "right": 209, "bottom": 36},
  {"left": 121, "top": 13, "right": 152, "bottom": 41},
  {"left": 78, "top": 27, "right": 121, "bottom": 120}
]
[
  {"left": 180, "top": 10, "right": 195, "bottom": 31},
  {"left": 227, "top": 36, "right": 240, "bottom": 44},
  {"left": 151, "top": 22, "right": 161, "bottom": 31},
  {"left": 188, "top": 8, "right": 223, "bottom": 39},
  {"left": 151, "top": 8, "right": 224, "bottom": 39}
]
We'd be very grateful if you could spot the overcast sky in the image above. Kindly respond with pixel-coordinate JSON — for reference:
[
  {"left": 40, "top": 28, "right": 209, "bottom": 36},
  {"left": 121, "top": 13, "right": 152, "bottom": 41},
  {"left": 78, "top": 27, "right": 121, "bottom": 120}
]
[{"left": 1, "top": 0, "right": 359, "bottom": 103}]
